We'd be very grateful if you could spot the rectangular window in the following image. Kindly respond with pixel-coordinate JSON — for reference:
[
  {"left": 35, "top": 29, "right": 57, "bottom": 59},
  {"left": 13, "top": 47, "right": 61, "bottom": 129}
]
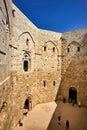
[
  {"left": 53, "top": 81, "right": 56, "bottom": 86},
  {"left": 53, "top": 47, "right": 55, "bottom": 52},
  {"left": 43, "top": 81, "right": 46, "bottom": 87},
  {"left": 77, "top": 47, "right": 80, "bottom": 52},
  {"left": 67, "top": 48, "right": 69, "bottom": 52},
  {"left": 44, "top": 46, "right": 46, "bottom": 51}
]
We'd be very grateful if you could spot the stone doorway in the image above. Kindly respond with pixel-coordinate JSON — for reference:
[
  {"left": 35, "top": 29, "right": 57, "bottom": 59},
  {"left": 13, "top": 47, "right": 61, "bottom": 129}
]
[
  {"left": 24, "top": 95, "right": 32, "bottom": 111},
  {"left": 24, "top": 98, "right": 29, "bottom": 110},
  {"left": 69, "top": 87, "right": 77, "bottom": 103}
]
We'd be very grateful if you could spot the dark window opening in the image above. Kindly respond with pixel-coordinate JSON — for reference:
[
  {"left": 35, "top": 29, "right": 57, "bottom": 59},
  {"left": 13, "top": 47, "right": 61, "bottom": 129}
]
[
  {"left": 44, "top": 46, "right": 46, "bottom": 51},
  {"left": 77, "top": 47, "right": 80, "bottom": 52},
  {"left": 53, "top": 81, "right": 56, "bottom": 86},
  {"left": 53, "top": 47, "right": 55, "bottom": 52},
  {"left": 25, "top": 55, "right": 28, "bottom": 57},
  {"left": 43, "top": 81, "right": 46, "bottom": 87},
  {"left": 24, "top": 60, "right": 28, "bottom": 71},
  {"left": 26, "top": 38, "right": 29, "bottom": 46},
  {"left": 67, "top": 48, "right": 69, "bottom": 52}
]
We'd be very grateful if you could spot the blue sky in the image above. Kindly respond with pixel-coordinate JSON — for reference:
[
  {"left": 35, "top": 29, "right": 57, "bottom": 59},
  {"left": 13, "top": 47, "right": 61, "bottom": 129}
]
[{"left": 12, "top": 0, "right": 87, "bottom": 33}]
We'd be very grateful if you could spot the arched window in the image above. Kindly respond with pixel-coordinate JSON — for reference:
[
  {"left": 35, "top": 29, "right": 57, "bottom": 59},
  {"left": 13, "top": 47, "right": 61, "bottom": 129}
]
[
  {"left": 23, "top": 60, "right": 28, "bottom": 71},
  {"left": 23, "top": 53, "right": 31, "bottom": 72}
]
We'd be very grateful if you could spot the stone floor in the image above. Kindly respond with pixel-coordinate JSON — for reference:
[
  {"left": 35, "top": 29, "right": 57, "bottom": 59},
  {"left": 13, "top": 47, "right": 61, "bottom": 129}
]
[{"left": 14, "top": 101, "right": 87, "bottom": 130}]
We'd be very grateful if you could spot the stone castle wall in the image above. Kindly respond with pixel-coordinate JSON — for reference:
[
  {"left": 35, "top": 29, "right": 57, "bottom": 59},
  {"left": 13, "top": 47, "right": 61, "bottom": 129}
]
[
  {"left": 10, "top": 5, "right": 62, "bottom": 127},
  {"left": 58, "top": 29, "right": 87, "bottom": 107},
  {"left": 0, "top": 0, "right": 87, "bottom": 130},
  {"left": 0, "top": 0, "right": 13, "bottom": 130},
  {"left": 0, "top": 0, "right": 12, "bottom": 81}
]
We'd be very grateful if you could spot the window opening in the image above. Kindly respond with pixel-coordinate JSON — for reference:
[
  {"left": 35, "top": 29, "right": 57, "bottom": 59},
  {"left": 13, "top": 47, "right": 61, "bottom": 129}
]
[
  {"left": 23, "top": 60, "right": 28, "bottom": 71},
  {"left": 77, "top": 47, "right": 80, "bottom": 52},
  {"left": 43, "top": 81, "right": 46, "bottom": 87},
  {"left": 53, "top": 47, "right": 55, "bottom": 52},
  {"left": 25, "top": 55, "right": 28, "bottom": 57},
  {"left": 44, "top": 46, "right": 46, "bottom": 51},
  {"left": 26, "top": 38, "right": 29, "bottom": 46},
  {"left": 67, "top": 48, "right": 69, "bottom": 52},
  {"left": 53, "top": 80, "right": 56, "bottom": 86}
]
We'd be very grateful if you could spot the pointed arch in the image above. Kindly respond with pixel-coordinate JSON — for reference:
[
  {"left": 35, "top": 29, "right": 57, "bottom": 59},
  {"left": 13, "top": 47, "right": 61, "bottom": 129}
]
[
  {"left": 42, "top": 40, "right": 60, "bottom": 70},
  {"left": 67, "top": 41, "right": 81, "bottom": 47},
  {"left": 44, "top": 40, "right": 59, "bottom": 55},
  {"left": 18, "top": 31, "right": 35, "bottom": 46}
]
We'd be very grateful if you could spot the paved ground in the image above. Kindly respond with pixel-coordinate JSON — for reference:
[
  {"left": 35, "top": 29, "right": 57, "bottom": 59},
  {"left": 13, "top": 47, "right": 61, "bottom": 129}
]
[{"left": 14, "top": 101, "right": 87, "bottom": 130}]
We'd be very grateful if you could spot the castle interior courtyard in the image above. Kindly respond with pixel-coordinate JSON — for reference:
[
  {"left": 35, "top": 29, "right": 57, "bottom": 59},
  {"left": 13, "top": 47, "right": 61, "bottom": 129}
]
[
  {"left": 0, "top": 0, "right": 87, "bottom": 130},
  {"left": 14, "top": 101, "right": 87, "bottom": 130}
]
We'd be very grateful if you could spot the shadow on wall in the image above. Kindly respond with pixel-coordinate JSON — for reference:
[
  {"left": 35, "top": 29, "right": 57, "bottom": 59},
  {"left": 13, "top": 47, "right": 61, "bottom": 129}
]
[
  {"left": 46, "top": 101, "right": 70, "bottom": 130},
  {"left": 55, "top": 32, "right": 87, "bottom": 103},
  {"left": 55, "top": 45, "right": 79, "bottom": 102},
  {"left": 82, "top": 33, "right": 87, "bottom": 45},
  {"left": 47, "top": 33, "right": 87, "bottom": 129},
  {"left": 47, "top": 100, "right": 87, "bottom": 130},
  {"left": 46, "top": 33, "right": 87, "bottom": 130}
]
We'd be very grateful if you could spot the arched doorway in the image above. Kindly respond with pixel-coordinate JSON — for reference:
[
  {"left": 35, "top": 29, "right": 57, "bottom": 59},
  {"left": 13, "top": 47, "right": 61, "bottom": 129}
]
[
  {"left": 69, "top": 87, "right": 77, "bottom": 103},
  {"left": 24, "top": 95, "right": 32, "bottom": 111},
  {"left": 24, "top": 98, "right": 29, "bottom": 110}
]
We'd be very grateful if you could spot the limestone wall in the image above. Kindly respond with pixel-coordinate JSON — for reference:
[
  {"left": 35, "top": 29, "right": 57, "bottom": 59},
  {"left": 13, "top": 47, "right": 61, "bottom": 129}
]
[
  {"left": 11, "top": 2, "right": 62, "bottom": 109},
  {"left": 58, "top": 29, "right": 87, "bottom": 107},
  {"left": 0, "top": 0, "right": 13, "bottom": 80},
  {"left": 0, "top": 0, "right": 13, "bottom": 130},
  {"left": 0, "top": 77, "right": 13, "bottom": 130},
  {"left": 36, "top": 29, "right": 62, "bottom": 103},
  {"left": 9, "top": 4, "right": 62, "bottom": 128},
  {"left": 0, "top": 1, "right": 87, "bottom": 130}
]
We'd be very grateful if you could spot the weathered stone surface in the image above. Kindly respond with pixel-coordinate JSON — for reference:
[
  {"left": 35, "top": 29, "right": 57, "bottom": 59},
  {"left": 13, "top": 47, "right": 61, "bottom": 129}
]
[{"left": 0, "top": 0, "right": 87, "bottom": 130}]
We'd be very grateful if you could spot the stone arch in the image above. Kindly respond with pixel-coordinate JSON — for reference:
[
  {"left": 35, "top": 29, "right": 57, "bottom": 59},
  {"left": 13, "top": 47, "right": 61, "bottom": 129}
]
[
  {"left": 67, "top": 41, "right": 81, "bottom": 53},
  {"left": 69, "top": 87, "right": 77, "bottom": 103},
  {"left": 24, "top": 94, "right": 32, "bottom": 111},
  {"left": 18, "top": 32, "right": 35, "bottom": 52},
  {"left": 18, "top": 32, "right": 35, "bottom": 46},
  {"left": 44, "top": 40, "right": 60, "bottom": 70},
  {"left": 42, "top": 40, "right": 60, "bottom": 70},
  {"left": 44, "top": 40, "right": 59, "bottom": 55},
  {"left": 67, "top": 41, "right": 80, "bottom": 47}
]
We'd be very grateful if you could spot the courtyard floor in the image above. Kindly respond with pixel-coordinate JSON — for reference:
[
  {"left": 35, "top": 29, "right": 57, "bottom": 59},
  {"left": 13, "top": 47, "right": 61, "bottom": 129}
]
[{"left": 14, "top": 101, "right": 87, "bottom": 130}]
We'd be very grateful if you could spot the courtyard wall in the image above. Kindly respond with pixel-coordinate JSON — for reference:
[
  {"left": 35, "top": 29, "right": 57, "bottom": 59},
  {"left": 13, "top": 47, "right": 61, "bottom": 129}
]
[{"left": 0, "top": 1, "right": 87, "bottom": 130}]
